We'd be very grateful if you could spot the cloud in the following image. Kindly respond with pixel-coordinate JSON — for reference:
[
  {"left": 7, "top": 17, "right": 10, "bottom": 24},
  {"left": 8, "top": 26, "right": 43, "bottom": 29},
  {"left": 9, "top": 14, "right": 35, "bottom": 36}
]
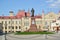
[
  {"left": 46, "top": 0, "right": 54, "bottom": 2},
  {"left": 46, "top": 0, "right": 60, "bottom": 8}
]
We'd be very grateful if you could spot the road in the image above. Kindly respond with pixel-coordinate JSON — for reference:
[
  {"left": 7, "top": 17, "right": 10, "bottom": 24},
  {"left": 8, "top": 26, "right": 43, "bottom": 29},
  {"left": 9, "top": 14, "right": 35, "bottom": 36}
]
[
  {"left": 0, "top": 35, "right": 2, "bottom": 40},
  {"left": 0, "top": 35, "right": 5, "bottom": 40},
  {"left": 0, "top": 31, "right": 60, "bottom": 40}
]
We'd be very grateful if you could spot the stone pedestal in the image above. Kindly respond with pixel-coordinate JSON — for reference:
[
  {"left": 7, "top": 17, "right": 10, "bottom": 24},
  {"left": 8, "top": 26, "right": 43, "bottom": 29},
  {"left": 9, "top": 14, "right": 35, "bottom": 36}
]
[{"left": 26, "top": 17, "right": 38, "bottom": 32}]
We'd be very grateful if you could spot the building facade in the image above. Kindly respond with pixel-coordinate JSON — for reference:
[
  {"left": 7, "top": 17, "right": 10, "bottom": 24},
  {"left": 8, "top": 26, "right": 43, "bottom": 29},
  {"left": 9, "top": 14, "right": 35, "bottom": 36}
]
[{"left": 0, "top": 10, "right": 60, "bottom": 33}]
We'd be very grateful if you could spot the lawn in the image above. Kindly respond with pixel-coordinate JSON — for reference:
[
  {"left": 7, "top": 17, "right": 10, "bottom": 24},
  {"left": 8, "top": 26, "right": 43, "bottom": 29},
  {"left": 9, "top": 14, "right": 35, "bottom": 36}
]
[{"left": 15, "top": 31, "right": 54, "bottom": 35}]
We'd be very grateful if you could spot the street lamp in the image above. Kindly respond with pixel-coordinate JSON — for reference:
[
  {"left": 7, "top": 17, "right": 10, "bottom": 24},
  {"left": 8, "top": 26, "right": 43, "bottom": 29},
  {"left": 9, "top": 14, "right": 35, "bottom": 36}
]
[
  {"left": 5, "top": 22, "right": 7, "bottom": 40},
  {"left": 10, "top": 18, "right": 12, "bottom": 33},
  {"left": 44, "top": 22, "right": 48, "bottom": 39}
]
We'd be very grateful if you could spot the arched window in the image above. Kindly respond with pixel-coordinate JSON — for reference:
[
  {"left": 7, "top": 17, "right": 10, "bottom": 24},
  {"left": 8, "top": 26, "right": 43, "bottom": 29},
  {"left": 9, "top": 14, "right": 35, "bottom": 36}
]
[
  {"left": 16, "top": 26, "right": 17, "bottom": 29},
  {"left": 19, "top": 26, "right": 21, "bottom": 29},
  {"left": 16, "top": 21, "right": 17, "bottom": 24},
  {"left": 5, "top": 27, "right": 7, "bottom": 29},
  {"left": 12, "top": 26, "right": 14, "bottom": 29},
  {"left": 24, "top": 21, "right": 29, "bottom": 26}
]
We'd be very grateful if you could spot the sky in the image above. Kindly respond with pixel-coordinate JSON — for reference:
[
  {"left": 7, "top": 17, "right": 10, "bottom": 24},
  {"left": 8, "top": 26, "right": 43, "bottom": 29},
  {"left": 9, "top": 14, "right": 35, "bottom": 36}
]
[{"left": 0, "top": 0, "right": 60, "bottom": 16}]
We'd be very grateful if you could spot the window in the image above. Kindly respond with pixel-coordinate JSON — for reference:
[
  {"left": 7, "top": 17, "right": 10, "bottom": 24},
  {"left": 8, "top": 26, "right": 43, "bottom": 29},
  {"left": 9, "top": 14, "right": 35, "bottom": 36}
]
[
  {"left": 5, "top": 31, "right": 7, "bottom": 33},
  {"left": 9, "top": 26, "right": 10, "bottom": 29},
  {"left": 9, "top": 21, "right": 10, "bottom": 24},
  {"left": 56, "top": 23, "right": 59, "bottom": 25},
  {"left": 16, "top": 26, "right": 17, "bottom": 29},
  {"left": 2, "top": 21, "right": 3, "bottom": 24},
  {"left": 44, "top": 21, "right": 49, "bottom": 29},
  {"left": 2, "top": 27, "right": 3, "bottom": 29},
  {"left": 36, "top": 21, "right": 41, "bottom": 24},
  {"left": 5, "top": 27, "right": 7, "bottom": 29},
  {"left": 9, "top": 31, "right": 10, "bottom": 32},
  {"left": 24, "top": 22, "right": 29, "bottom": 26},
  {"left": 43, "top": 26, "right": 48, "bottom": 29},
  {"left": 16, "top": 21, "right": 17, "bottom": 24},
  {"left": 12, "top": 21, "right": 14, "bottom": 24},
  {"left": 19, "top": 26, "right": 21, "bottom": 29},
  {"left": 5, "top": 21, "right": 7, "bottom": 24},
  {"left": 24, "top": 17, "right": 29, "bottom": 19},
  {"left": 12, "top": 27, "right": 14, "bottom": 29}
]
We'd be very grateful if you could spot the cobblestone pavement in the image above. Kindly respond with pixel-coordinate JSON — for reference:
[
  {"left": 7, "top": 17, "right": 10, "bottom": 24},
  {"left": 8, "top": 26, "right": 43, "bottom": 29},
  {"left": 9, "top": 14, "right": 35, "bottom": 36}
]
[
  {"left": 1, "top": 31, "right": 60, "bottom": 40},
  {"left": 0, "top": 35, "right": 2, "bottom": 40},
  {"left": 0, "top": 35, "right": 5, "bottom": 40}
]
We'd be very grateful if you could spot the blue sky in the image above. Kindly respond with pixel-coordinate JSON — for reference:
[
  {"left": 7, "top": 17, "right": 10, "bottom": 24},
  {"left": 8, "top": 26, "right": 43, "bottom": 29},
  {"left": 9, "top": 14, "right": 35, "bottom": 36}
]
[{"left": 0, "top": 0, "right": 60, "bottom": 16}]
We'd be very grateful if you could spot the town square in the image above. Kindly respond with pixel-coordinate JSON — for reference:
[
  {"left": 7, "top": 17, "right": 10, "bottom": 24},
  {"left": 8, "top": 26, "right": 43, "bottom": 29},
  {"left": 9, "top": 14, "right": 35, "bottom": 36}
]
[{"left": 0, "top": 0, "right": 60, "bottom": 40}]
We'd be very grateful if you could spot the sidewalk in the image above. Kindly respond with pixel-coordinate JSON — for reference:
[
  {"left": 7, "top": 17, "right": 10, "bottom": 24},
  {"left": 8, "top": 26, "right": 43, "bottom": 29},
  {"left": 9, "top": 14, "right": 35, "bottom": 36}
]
[{"left": 2, "top": 32, "right": 60, "bottom": 40}]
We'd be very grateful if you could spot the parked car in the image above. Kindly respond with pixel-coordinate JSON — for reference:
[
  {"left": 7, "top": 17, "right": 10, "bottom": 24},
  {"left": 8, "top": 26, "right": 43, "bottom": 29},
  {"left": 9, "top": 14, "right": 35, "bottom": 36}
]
[{"left": 0, "top": 30, "right": 3, "bottom": 35}]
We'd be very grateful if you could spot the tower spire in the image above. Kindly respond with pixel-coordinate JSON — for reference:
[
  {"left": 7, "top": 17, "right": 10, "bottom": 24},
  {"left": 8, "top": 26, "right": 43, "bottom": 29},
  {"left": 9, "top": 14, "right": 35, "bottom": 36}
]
[{"left": 9, "top": 11, "right": 14, "bottom": 16}]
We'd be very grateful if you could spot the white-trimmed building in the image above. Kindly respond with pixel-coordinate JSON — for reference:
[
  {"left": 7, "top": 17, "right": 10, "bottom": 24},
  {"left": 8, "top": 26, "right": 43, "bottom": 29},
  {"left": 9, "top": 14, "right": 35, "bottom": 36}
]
[{"left": 0, "top": 10, "right": 60, "bottom": 33}]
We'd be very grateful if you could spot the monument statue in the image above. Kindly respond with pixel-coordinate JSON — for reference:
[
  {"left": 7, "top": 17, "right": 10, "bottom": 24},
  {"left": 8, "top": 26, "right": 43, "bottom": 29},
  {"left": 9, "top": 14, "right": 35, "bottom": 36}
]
[{"left": 31, "top": 8, "right": 35, "bottom": 17}]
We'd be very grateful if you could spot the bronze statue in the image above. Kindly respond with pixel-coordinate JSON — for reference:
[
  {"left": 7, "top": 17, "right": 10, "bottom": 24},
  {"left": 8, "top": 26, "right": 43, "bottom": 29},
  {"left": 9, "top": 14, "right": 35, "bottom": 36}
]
[{"left": 31, "top": 8, "right": 35, "bottom": 17}]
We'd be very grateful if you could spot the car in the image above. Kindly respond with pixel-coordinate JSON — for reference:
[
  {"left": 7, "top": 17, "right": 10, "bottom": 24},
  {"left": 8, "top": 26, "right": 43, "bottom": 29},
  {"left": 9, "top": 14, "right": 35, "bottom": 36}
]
[{"left": 0, "top": 30, "right": 3, "bottom": 35}]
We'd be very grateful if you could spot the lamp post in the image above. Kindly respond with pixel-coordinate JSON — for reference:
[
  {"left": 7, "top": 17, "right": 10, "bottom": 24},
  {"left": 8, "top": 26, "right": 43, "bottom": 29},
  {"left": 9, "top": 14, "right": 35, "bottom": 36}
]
[
  {"left": 44, "top": 30, "right": 48, "bottom": 39},
  {"left": 11, "top": 18, "right": 12, "bottom": 33},
  {"left": 5, "top": 22, "right": 7, "bottom": 40},
  {"left": 45, "top": 22, "right": 48, "bottom": 39}
]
